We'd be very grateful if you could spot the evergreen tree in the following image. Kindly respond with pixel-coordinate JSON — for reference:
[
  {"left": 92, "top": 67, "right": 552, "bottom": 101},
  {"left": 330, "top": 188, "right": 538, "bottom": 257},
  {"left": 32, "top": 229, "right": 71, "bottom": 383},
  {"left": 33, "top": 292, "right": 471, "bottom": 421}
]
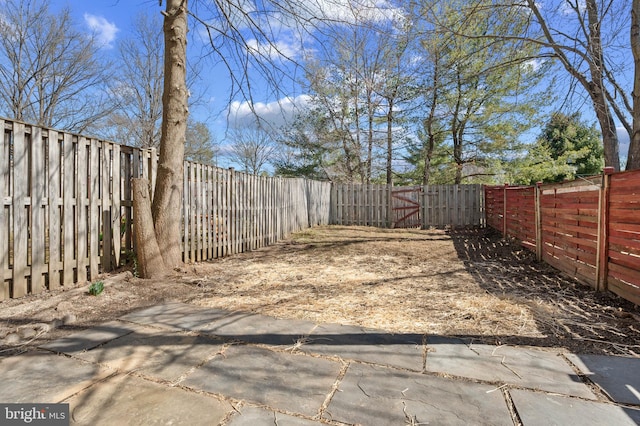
[{"left": 508, "top": 112, "right": 604, "bottom": 184}]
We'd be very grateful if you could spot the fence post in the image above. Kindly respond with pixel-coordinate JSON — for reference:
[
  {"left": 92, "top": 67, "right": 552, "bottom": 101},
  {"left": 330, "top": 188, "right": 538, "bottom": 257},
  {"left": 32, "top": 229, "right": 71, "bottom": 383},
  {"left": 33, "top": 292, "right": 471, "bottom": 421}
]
[
  {"left": 387, "top": 183, "right": 394, "bottom": 228},
  {"left": 502, "top": 183, "right": 508, "bottom": 237},
  {"left": 596, "top": 167, "right": 614, "bottom": 292},
  {"left": 535, "top": 182, "right": 543, "bottom": 262}
]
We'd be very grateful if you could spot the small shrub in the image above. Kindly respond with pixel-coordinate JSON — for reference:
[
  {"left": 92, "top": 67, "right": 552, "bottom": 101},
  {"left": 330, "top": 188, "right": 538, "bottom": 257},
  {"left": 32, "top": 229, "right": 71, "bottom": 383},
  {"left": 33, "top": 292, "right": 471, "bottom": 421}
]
[{"left": 88, "top": 281, "right": 104, "bottom": 296}]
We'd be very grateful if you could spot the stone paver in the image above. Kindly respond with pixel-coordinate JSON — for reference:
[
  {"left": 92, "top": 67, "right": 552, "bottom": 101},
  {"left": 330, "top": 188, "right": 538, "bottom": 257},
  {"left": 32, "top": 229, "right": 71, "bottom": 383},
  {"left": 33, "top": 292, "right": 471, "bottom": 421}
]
[
  {"left": 510, "top": 389, "right": 640, "bottom": 426},
  {"left": 226, "top": 406, "right": 323, "bottom": 425},
  {"left": 119, "top": 302, "right": 232, "bottom": 332},
  {"left": 73, "top": 325, "right": 225, "bottom": 382},
  {"left": 183, "top": 345, "right": 342, "bottom": 417},
  {"left": 65, "top": 373, "right": 232, "bottom": 425},
  {"left": 0, "top": 351, "right": 111, "bottom": 403},
  {"left": 324, "top": 362, "right": 513, "bottom": 425},
  {"left": 302, "top": 323, "right": 424, "bottom": 371},
  {"left": 425, "top": 336, "right": 595, "bottom": 398},
  {"left": 200, "top": 312, "right": 317, "bottom": 346},
  {"left": 39, "top": 321, "right": 134, "bottom": 354},
  {"left": 566, "top": 354, "right": 640, "bottom": 405},
  {"left": 4, "top": 303, "right": 638, "bottom": 426}
]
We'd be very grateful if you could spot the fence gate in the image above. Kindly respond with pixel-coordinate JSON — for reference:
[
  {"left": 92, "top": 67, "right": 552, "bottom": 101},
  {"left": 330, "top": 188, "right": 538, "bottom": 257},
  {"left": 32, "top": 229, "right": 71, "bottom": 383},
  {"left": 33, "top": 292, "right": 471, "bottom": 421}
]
[{"left": 391, "top": 186, "right": 422, "bottom": 228}]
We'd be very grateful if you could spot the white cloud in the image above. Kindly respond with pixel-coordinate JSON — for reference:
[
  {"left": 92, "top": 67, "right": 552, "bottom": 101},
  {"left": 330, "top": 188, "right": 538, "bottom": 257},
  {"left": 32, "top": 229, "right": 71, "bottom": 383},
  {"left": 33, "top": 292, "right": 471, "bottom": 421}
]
[
  {"left": 246, "top": 38, "right": 301, "bottom": 61},
  {"left": 524, "top": 58, "right": 544, "bottom": 72},
  {"left": 227, "top": 95, "right": 311, "bottom": 129},
  {"left": 616, "top": 126, "right": 630, "bottom": 167},
  {"left": 562, "top": 1, "right": 584, "bottom": 14},
  {"left": 84, "top": 14, "right": 118, "bottom": 48},
  {"left": 300, "top": 0, "right": 404, "bottom": 24}
]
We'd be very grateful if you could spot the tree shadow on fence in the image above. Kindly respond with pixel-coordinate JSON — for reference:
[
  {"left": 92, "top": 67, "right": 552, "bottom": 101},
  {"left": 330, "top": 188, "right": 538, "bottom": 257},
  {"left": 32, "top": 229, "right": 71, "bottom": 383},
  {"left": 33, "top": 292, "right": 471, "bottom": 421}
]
[{"left": 445, "top": 227, "right": 640, "bottom": 356}]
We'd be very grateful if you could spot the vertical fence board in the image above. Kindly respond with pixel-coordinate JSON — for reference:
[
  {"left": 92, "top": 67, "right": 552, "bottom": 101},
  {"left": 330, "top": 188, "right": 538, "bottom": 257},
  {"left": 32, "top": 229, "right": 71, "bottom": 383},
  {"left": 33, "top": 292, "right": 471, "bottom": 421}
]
[
  {"left": 0, "top": 120, "right": 8, "bottom": 299},
  {"left": 31, "top": 127, "right": 46, "bottom": 293},
  {"left": 89, "top": 139, "right": 100, "bottom": 280},
  {"left": 12, "top": 123, "right": 28, "bottom": 297},
  {"left": 101, "top": 142, "right": 113, "bottom": 271},
  {"left": 62, "top": 132, "right": 75, "bottom": 286},
  {"left": 76, "top": 137, "right": 88, "bottom": 284},
  {"left": 183, "top": 163, "right": 189, "bottom": 262},
  {"left": 48, "top": 131, "right": 62, "bottom": 289},
  {"left": 122, "top": 149, "right": 133, "bottom": 259},
  {"left": 189, "top": 162, "right": 196, "bottom": 262},
  {"left": 112, "top": 143, "right": 121, "bottom": 267}
]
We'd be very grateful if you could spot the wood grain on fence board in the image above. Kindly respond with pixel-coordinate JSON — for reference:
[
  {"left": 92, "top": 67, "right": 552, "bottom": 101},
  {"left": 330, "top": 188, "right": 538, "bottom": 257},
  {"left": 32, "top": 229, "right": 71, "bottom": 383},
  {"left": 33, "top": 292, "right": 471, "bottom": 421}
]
[
  {"left": 31, "top": 127, "right": 46, "bottom": 294},
  {"left": 0, "top": 120, "right": 8, "bottom": 299},
  {"left": 12, "top": 123, "right": 28, "bottom": 297}
]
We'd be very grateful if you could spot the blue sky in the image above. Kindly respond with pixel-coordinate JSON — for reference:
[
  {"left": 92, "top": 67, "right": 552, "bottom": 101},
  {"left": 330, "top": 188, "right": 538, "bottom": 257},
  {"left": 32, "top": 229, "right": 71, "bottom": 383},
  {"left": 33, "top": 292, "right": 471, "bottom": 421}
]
[
  {"left": 60, "top": 0, "right": 231, "bottom": 126},
  {"left": 55, "top": 1, "right": 400, "bottom": 143},
  {"left": 54, "top": 0, "right": 632, "bottom": 166}
]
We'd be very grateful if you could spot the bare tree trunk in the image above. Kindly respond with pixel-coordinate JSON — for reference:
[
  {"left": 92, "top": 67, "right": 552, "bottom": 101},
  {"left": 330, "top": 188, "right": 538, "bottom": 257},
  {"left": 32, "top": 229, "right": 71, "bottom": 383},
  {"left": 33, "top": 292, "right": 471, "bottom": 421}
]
[
  {"left": 630, "top": 0, "right": 640, "bottom": 170},
  {"left": 526, "top": 0, "right": 621, "bottom": 171},
  {"left": 133, "top": 179, "right": 166, "bottom": 278},
  {"left": 585, "top": 0, "right": 621, "bottom": 171},
  {"left": 151, "top": 0, "right": 188, "bottom": 269}
]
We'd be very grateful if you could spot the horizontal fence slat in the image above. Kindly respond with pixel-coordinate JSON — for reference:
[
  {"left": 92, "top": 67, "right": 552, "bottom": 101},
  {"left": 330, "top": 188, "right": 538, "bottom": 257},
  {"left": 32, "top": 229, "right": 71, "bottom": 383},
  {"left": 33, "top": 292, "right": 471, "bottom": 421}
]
[{"left": 485, "top": 170, "right": 640, "bottom": 306}]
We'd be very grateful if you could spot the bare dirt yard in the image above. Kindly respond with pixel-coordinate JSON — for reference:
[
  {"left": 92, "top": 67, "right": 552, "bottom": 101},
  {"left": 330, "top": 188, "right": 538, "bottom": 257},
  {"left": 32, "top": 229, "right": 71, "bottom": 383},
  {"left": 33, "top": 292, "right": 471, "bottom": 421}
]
[{"left": 1, "top": 225, "right": 639, "bottom": 358}]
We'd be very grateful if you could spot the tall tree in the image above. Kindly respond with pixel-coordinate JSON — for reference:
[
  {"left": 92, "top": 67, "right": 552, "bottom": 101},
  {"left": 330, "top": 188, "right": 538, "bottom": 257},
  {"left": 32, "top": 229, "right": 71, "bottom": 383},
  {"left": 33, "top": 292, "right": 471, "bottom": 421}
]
[
  {"left": 300, "top": 8, "right": 418, "bottom": 184},
  {"left": 108, "top": 13, "right": 164, "bottom": 148},
  {"left": 0, "top": 0, "right": 113, "bottom": 132},
  {"left": 522, "top": 0, "right": 623, "bottom": 170},
  {"left": 150, "top": 0, "right": 189, "bottom": 270},
  {"left": 273, "top": 108, "right": 340, "bottom": 181},
  {"left": 426, "top": 0, "right": 547, "bottom": 184},
  {"left": 138, "top": 0, "right": 408, "bottom": 273},
  {"left": 506, "top": 112, "right": 603, "bottom": 184},
  {"left": 226, "top": 127, "right": 275, "bottom": 174},
  {"left": 185, "top": 119, "right": 218, "bottom": 164},
  {"left": 631, "top": 0, "right": 640, "bottom": 168},
  {"left": 539, "top": 112, "right": 604, "bottom": 179}
]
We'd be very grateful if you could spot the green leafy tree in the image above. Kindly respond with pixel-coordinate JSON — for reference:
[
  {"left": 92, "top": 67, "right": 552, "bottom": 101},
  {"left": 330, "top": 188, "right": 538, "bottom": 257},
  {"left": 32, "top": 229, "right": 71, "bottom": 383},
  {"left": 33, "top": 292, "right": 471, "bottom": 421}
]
[
  {"left": 540, "top": 112, "right": 604, "bottom": 180},
  {"left": 416, "top": 0, "right": 549, "bottom": 184},
  {"left": 508, "top": 112, "right": 604, "bottom": 184}
]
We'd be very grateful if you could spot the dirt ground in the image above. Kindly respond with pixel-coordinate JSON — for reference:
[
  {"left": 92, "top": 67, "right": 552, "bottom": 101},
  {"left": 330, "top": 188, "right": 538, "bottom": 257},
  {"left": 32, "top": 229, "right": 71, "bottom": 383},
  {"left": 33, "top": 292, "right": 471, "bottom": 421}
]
[{"left": 1, "top": 225, "right": 639, "bottom": 358}]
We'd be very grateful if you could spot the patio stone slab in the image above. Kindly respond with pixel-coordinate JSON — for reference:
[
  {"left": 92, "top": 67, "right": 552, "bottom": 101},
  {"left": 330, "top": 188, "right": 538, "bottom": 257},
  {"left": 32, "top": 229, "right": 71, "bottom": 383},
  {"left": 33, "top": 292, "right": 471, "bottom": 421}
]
[
  {"left": 425, "top": 336, "right": 594, "bottom": 398},
  {"left": 183, "top": 345, "right": 342, "bottom": 417},
  {"left": 74, "top": 326, "right": 225, "bottom": 382},
  {"left": 200, "top": 312, "right": 317, "bottom": 346},
  {"left": 301, "top": 323, "right": 425, "bottom": 371},
  {"left": 510, "top": 389, "right": 640, "bottom": 426},
  {"left": 324, "top": 362, "right": 512, "bottom": 425},
  {"left": 226, "top": 407, "right": 323, "bottom": 425},
  {"left": 119, "top": 302, "right": 232, "bottom": 332},
  {"left": 0, "top": 351, "right": 111, "bottom": 403},
  {"left": 566, "top": 354, "right": 640, "bottom": 405},
  {"left": 65, "top": 373, "right": 232, "bottom": 425},
  {"left": 39, "top": 321, "right": 135, "bottom": 354}
]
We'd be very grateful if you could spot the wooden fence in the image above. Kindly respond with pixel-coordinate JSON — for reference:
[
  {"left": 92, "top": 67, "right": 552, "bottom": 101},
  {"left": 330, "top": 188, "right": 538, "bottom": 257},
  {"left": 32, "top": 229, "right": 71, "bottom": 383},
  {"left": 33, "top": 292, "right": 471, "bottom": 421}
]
[
  {"left": 0, "top": 119, "right": 331, "bottom": 300},
  {"left": 1, "top": 118, "right": 488, "bottom": 301},
  {"left": 485, "top": 169, "right": 640, "bottom": 306},
  {"left": 182, "top": 163, "right": 331, "bottom": 262},
  {"left": 331, "top": 184, "right": 484, "bottom": 228}
]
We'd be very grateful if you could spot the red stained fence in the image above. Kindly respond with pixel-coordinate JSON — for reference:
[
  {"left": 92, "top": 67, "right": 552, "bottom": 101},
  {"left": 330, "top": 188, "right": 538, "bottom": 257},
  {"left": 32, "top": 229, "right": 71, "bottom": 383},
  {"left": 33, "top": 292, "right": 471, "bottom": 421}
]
[{"left": 485, "top": 169, "right": 640, "bottom": 306}]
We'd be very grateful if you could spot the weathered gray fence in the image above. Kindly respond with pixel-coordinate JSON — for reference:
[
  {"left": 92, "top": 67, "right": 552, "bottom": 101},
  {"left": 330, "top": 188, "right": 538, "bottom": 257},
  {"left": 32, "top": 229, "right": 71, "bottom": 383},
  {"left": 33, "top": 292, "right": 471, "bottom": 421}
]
[
  {"left": 1, "top": 118, "right": 486, "bottom": 300},
  {"left": 182, "top": 163, "right": 331, "bottom": 262},
  {"left": 0, "top": 119, "right": 331, "bottom": 300},
  {"left": 330, "top": 184, "right": 484, "bottom": 228}
]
